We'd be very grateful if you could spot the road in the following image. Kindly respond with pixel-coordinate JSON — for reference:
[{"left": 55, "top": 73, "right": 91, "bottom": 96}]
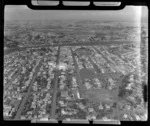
[
  {"left": 114, "top": 75, "right": 127, "bottom": 120},
  {"left": 4, "top": 40, "right": 137, "bottom": 55},
  {"left": 70, "top": 48, "right": 85, "bottom": 97},
  {"left": 14, "top": 58, "right": 43, "bottom": 119},
  {"left": 50, "top": 46, "right": 60, "bottom": 119},
  {"left": 87, "top": 55, "right": 109, "bottom": 88},
  {"left": 93, "top": 47, "right": 115, "bottom": 65}
]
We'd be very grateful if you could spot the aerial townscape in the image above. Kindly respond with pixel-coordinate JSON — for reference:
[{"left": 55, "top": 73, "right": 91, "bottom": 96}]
[{"left": 4, "top": 18, "right": 148, "bottom": 122}]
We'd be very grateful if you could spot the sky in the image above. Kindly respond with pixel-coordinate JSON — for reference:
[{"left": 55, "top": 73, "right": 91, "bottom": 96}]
[{"left": 5, "top": 5, "right": 148, "bottom": 24}]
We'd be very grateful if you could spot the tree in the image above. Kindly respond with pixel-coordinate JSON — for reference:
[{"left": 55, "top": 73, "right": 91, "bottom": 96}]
[{"left": 118, "top": 74, "right": 133, "bottom": 99}]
